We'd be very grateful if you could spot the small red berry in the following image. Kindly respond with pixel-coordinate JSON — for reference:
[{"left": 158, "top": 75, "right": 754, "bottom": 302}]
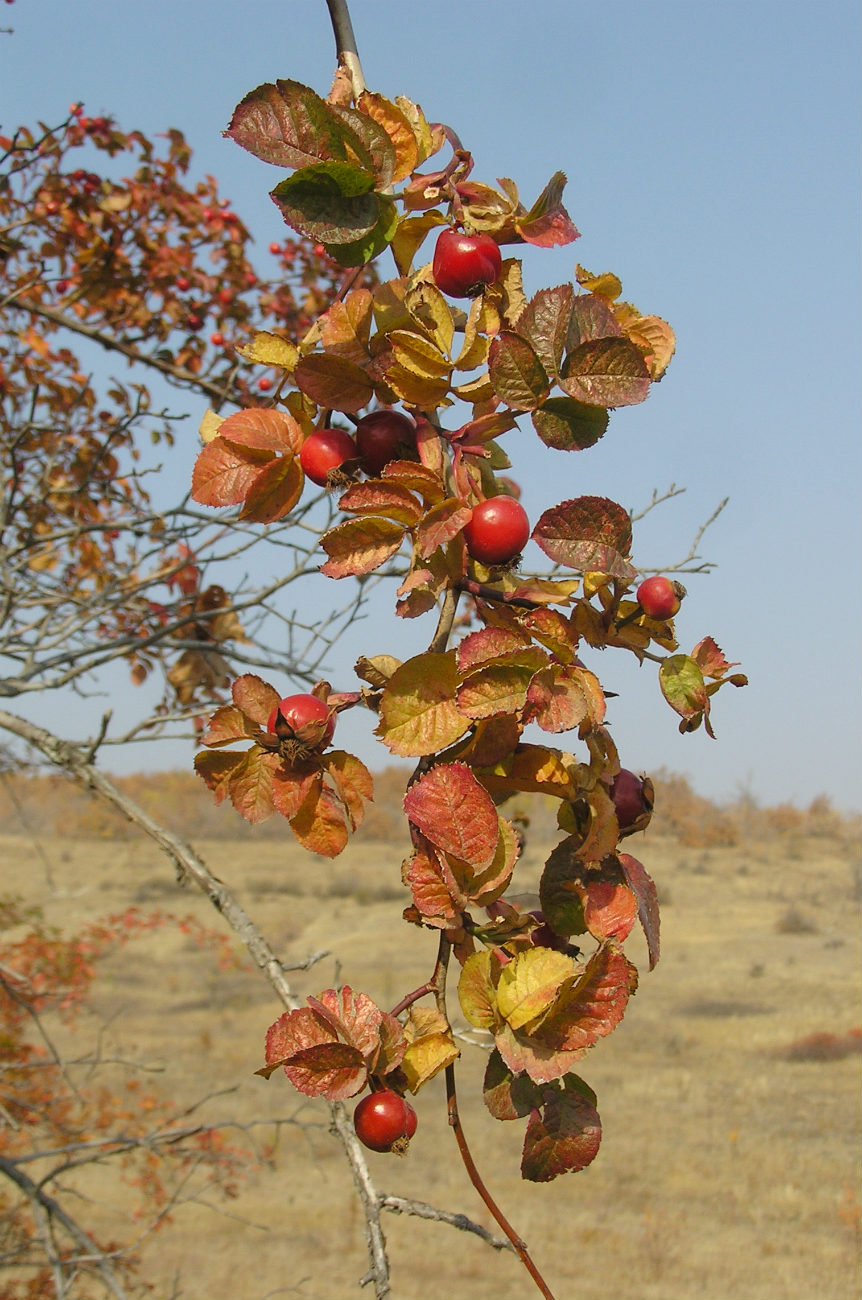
[
  {"left": 463, "top": 496, "right": 530, "bottom": 567},
  {"left": 218, "top": 288, "right": 234, "bottom": 305},
  {"left": 267, "top": 693, "right": 335, "bottom": 749},
  {"left": 244, "top": 271, "right": 257, "bottom": 286},
  {"left": 55, "top": 279, "right": 70, "bottom": 294},
  {"left": 636, "top": 575, "right": 683, "bottom": 620},
  {"left": 269, "top": 241, "right": 281, "bottom": 254},
  {"left": 210, "top": 331, "right": 225, "bottom": 347},
  {"left": 176, "top": 276, "right": 191, "bottom": 292},
  {"left": 353, "top": 1090, "right": 416, "bottom": 1154},
  {"left": 354, "top": 410, "right": 416, "bottom": 476},
  {"left": 432, "top": 229, "right": 502, "bottom": 298},
  {"left": 299, "top": 427, "right": 358, "bottom": 487},
  {"left": 186, "top": 313, "right": 203, "bottom": 331},
  {"left": 313, "top": 242, "right": 326, "bottom": 257},
  {"left": 257, "top": 376, "right": 272, "bottom": 392},
  {"left": 202, "top": 207, "right": 215, "bottom": 222}
]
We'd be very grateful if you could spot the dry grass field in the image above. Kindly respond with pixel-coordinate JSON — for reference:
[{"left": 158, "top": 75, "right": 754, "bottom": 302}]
[{"left": 1, "top": 798, "right": 860, "bottom": 1300}]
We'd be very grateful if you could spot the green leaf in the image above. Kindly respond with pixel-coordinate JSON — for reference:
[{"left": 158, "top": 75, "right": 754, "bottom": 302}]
[
  {"left": 324, "top": 195, "right": 399, "bottom": 267},
  {"left": 659, "top": 653, "right": 712, "bottom": 735},
  {"left": 532, "top": 397, "right": 609, "bottom": 452},
  {"left": 271, "top": 161, "right": 380, "bottom": 245}
]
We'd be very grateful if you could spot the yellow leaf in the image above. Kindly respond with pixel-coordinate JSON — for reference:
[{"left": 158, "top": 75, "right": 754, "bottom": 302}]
[
  {"left": 394, "top": 95, "right": 439, "bottom": 165},
  {"left": 622, "top": 314, "right": 676, "bottom": 380},
  {"left": 389, "top": 328, "right": 451, "bottom": 378},
  {"left": 236, "top": 331, "right": 299, "bottom": 371},
  {"left": 391, "top": 211, "right": 447, "bottom": 276},
  {"left": 357, "top": 91, "right": 419, "bottom": 182},
  {"left": 496, "top": 948, "right": 576, "bottom": 1030},
  {"left": 575, "top": 265, "right": 623, "bottom": 301},
  {"left": 400, "top": 1006, "right": 460, "bottom": 1092},
  {"left": 199, "top": 409, "right": 224, "bottom": 444},
  {"left": 404, "top": 282, "right": 455, "bottom": 355},
  {"left": 384, "top": 361, "right": 451, "bottom": 409}
]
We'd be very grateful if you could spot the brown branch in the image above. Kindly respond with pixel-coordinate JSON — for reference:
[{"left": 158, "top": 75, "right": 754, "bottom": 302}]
[
  {"left": 379, "top": 1194, "right": 513, "bottom": 1252},
  {"left": 18, "top": 301, "right": 241, "bottom": 408},
  {"left": 0, "top": 707, "right": 394, "bottom": 1299},
  {"left": 0, "top": 1154, "right": 131, "bottom": 1300}
]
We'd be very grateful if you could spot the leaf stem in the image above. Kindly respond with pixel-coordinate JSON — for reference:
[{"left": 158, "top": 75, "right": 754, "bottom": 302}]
[{"left": 445, "top": 1064, "right": 557, "bottom": 1300}]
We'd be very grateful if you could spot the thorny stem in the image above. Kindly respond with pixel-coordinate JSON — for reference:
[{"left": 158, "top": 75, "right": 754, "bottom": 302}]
[{"left": 445, "top": 1065, "right": 557, "bottom": 1300}]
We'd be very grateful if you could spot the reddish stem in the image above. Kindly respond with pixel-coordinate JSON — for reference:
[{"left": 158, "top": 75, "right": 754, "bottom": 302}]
[{"left": 445, "top": 1064, "right": 557, "bottom": 1300}]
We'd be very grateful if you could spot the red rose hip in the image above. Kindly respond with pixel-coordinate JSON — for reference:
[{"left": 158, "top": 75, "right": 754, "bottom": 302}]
[
  {"left": 463, "top": 496, "right": 530, "bottom": 566},
  {"left": 267, "top": 693, "right": 335, "bottom": 749},
  {"left": 353, "top": 1090, "right": 416, "bottom": 1153},
  {"left": 354, "top": 410, "right": 416, "bottom": 475},
  {"left": 432, "top": 229, "right": 502, "bottom": 298},
  {"left": 610, "top": 768, "right": 652, "bottom": 831},
  {"left": 636, "top": 575, "right": 684, "bottom": 620},
  {"left": 299, "top": 427, "right": 358, "bottom": 486}
]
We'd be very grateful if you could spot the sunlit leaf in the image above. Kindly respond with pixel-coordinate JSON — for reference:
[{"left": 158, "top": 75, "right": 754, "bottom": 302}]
[
  {"left": 376, "top": 651, "right": 471, "bottom": 756},
  {"left": 532, "top": 496, "right": 635, "bottom": 581},
  {"left": 403, "top": 763, "right": 499, "bottom": 869},
  {"left": 319, "top": 516, "right": 406, "bottom": 578},
  {"left": 560, "top": 337, "right": 650, "bottom": 408}
]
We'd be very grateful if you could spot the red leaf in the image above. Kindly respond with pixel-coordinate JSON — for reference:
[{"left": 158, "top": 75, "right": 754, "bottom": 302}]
[
  {"left": 201, "top": 704, "right": 260, "bottom": 748},
  {"left": 337, "top": 480, "right": 423, "bottom": 526},
  {"left": 532, "top": 495, "right": 636, "bottom": 582},
  {"left": 239, "top": 453, "right": 304, "bottom": 523},
  {"left": 536, "top": 942, "right": 638, "bottom": 1054},
  {"left": 403, "top": 763, "right": 499, "bottom": 870},
  {"left": 618, "top": 852, "right": 660, "bottom": 970},
  {"left": 483, "top": 1048, "right": 543, "bottom": 1120},
  {"left": 194, "top": 749, "right": 246, "bottom": 802},
  {"left": 521, "top": 1084, "right": 601, "bottom": 1182},
  {"left": 402, "top": 845, "right": 461, "bottom": 924},
  {"left": 560, "top": 337, "right": 650, "bottom": 408},
  {"left": 231, "top": 673, "right": 280, "bottom": 726},
  {"left": 415, "top": 498, "right": 474, "bottom": 559},
  {"left": 228, "top": 748, "right": 277, "bottom": 824},
  {"left": 294, "top": 353, "right": 374, "bottom": 414},
  {"left": 582, "top": 879, "right": 637, "bottom": 943}
]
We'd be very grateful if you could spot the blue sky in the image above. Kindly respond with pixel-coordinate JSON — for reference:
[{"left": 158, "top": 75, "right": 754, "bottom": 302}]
[{"left": 2, "top": 1, "right": 860, "bottom": 810}]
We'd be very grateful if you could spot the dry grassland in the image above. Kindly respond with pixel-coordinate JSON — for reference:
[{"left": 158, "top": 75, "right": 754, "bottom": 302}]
[{"left": 1, "top": 823, "right": 860, "bottom": 1300}]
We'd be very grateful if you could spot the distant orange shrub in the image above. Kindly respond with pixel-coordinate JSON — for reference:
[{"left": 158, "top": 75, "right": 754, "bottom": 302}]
[{"left": 0, "top": 765, "right": 858, "bottom": 848}]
